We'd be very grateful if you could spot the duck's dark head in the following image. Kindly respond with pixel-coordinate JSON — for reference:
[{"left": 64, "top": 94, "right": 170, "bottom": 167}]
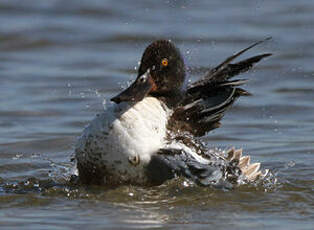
[{"left": 111, "top": 40, "right": 185, "bottom": 104}]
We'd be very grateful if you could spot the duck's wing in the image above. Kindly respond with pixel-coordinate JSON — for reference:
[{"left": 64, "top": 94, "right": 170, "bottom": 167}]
[
  {"left": 145, "top": 147, "right": 268, "bottom": 188},
  {"left": 169, "top": 38, "right": 272, "bottom": 137},
  {"left": 146, "top": 148, "right": 234, "bottom": 188}
]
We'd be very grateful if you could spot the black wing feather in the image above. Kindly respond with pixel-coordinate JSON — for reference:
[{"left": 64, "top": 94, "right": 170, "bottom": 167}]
[
  {"left": 169, "top": 38, "right": 272, "bottom": 136},
  {"left": 189, "top": 36, "right": 272, "bottom": 90}
]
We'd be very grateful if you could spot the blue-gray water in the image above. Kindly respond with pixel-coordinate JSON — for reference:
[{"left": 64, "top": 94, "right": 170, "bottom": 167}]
[{"left": 0, "top": 0, "right": 313, "bottom": 229}]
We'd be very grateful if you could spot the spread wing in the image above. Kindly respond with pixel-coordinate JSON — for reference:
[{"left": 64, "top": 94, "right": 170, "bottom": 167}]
[
  {"left": 169, "top": 38, "right": 272, "bottom": 137},
  {"left": 145, "top": 148, "right": 237, "bottom": 188},
  {"left": 145, "top": 147, "right": 267, "bottom": 188}
]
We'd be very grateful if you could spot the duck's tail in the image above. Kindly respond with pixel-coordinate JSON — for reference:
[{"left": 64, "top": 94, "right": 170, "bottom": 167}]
[{"left": 225, "top": 147, "right": 269, "bottom": 182}]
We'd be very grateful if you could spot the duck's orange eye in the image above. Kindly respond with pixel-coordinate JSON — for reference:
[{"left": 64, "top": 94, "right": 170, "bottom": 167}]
[{"left": 161, "top": 58, "right": 168, "bottom": 67}]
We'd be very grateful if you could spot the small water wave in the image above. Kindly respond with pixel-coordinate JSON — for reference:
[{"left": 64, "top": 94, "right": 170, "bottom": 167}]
[{"left": 1, "top": 0, "right": 314, "bottom": 228}]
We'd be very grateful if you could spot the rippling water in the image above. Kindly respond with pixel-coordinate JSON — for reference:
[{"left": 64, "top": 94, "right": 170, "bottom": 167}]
[{"left": 0, "top": 0, "right": 313, "bottom": 229}]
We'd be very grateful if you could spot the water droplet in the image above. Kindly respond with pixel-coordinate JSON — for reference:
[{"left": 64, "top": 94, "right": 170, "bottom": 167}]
[
  {"left": 285, "top": 160, "right": 295, "bottom": 168},
  {"left": 182, "top": 181, "right": 189, "bottom": 187},
  {"left": 95, "top": 90, "right": 101, "bottom": 97},
  {"left": 103, "top": 99, "right": 107, "bottom": 110},
  {"left": 12, "top": 153, "right": 23, "bottom": 160}
]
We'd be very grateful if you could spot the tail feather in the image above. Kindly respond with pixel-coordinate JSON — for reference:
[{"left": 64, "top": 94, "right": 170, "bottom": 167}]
[
  {"left": 226, "top": 147, "right": 235, "bottom": 160},
  {"left": 233, "top": 148, "right": 243, "bottom": 161},
  {"left": 239, "top": 156, "right": 250, "bottom": 168},
  {"left": 225, "top": 148, "right": 267, "bottom": 182},
  {"left": 243, "top": 163, "right": 261, "bottom": 178}
]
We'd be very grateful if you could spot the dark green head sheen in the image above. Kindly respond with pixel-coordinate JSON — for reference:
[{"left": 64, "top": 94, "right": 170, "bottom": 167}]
[{"left": 111, "top": 40, "right": 186, "bottom": 104}]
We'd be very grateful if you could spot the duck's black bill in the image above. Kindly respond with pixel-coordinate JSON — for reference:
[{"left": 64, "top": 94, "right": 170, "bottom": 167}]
[{"left": 111, "top": 70, "right": 156, "bottom": 104}]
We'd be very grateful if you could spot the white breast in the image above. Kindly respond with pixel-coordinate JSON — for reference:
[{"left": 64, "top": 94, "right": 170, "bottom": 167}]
[{"left": 75, "top": 97, "right": 170, "bottom": 184}]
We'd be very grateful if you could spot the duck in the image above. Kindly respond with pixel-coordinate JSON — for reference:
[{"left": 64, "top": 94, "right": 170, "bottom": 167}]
[{"left": 75, "top": 38, "right": 272, "bottom": 188}]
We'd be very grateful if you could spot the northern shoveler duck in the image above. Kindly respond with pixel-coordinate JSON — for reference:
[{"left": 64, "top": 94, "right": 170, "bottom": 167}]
[{"left": 75, "top": 38, "right": 272, "bottom": 188}]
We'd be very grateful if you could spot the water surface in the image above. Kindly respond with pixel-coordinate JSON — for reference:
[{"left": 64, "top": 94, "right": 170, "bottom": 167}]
[{"left": 0, "top": 0, "right": 313, "bottom": 229}]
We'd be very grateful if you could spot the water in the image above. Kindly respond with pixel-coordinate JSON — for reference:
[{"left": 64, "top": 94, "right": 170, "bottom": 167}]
[{"left": 0, "top": 0, "right": 313, "bottom": 229}]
